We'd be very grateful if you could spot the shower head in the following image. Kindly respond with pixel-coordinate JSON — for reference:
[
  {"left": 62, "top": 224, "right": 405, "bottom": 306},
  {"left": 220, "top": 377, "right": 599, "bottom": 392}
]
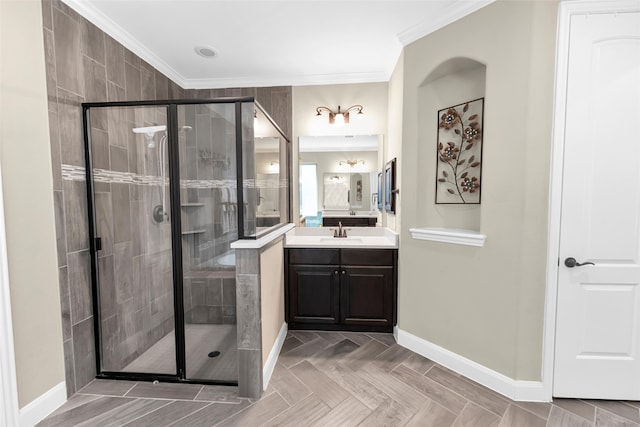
[
  {"left": 132, "top": 125, "right": 166, "bottom": 138},
  {"left": 132, "top": 125, "right": 166, "bottom": 148},
  {"left": 132, "top": 124, "right": 192, "bottom": 148}
]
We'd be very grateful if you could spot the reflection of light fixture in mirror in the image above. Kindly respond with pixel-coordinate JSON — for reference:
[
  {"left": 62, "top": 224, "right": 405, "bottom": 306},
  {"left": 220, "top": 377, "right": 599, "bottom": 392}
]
[
  {"left": 315, "top": 105, "right": 364, "bottom": 125},
  {"left": 268, "top": 161, "right": 279, "bottom": 173},
  {"left": 339, "top": 159, "right": 365, "bottom": 168}
]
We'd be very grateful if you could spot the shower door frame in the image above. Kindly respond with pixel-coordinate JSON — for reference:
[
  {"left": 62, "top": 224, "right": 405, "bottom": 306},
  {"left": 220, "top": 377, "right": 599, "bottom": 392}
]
[{"left": 82, "top": 97, "right": 289, "bottom": 386}]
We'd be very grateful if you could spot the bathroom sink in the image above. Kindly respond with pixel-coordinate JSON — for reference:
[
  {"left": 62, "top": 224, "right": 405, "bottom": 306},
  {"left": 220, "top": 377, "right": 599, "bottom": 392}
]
[{"left": 284, "top": 227, "right": 398, "bottom": 249}]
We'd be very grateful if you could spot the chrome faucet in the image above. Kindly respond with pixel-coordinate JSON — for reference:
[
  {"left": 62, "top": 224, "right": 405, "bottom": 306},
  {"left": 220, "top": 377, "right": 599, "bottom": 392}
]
[{"left": 333, "top": 221, "right": 348, "bottom": 238}]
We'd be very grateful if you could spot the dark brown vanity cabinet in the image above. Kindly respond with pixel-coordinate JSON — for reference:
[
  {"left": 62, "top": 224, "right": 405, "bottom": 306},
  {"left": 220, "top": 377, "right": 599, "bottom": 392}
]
[{"left": 285, "top": 248, "right": 397, "bottom": 332}]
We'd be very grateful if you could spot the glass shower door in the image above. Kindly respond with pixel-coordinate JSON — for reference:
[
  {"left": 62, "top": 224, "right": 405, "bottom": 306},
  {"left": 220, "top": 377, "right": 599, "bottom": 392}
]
[
  {"left": 178, "top": 102, "right": 238, "bottom": 382},
  {"left": 88, "top": 105, "right": 177, "bottom": 375}
]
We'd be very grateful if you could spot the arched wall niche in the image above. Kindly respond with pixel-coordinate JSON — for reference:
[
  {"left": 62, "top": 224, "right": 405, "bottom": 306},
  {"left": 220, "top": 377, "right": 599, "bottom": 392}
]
[{"left": 416, "top": 57, "right": 486, "bottom": 231}]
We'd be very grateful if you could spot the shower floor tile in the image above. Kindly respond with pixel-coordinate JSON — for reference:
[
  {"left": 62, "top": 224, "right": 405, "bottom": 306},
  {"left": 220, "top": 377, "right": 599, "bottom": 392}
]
[{"left": 122, "top": 324, "right": 238, "bottom": 382}]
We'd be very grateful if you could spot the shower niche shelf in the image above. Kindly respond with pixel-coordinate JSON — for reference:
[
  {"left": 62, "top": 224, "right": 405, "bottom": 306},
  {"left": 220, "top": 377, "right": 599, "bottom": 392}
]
[{"left": 181, "top": 229, "right": 206, "bottom": 236}]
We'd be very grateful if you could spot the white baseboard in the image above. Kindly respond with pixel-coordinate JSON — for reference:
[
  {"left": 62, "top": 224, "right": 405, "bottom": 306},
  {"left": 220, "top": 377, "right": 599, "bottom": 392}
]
[
  {"left": 396, "top": 328, "right": 550, "bottom": 402},
  {"left": 263, "top": 322, "right": 288, "bottom": 391},
  {"left": 19, "top": 381, "right": 66, "bottom": 427}
]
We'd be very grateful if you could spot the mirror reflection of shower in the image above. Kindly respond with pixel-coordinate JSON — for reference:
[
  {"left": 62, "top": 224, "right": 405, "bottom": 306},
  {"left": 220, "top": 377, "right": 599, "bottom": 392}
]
[{"left": 132, "top": 124, "right": 192, "bottom": 223}]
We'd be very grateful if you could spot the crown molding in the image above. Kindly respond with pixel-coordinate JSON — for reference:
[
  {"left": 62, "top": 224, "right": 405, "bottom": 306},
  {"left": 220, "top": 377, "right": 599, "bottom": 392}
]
[
  {"left": 61, "top": 0, "right": 185, "bottom": 85},
  {"left": 397, "top": 0, "right": 496, "bottom": 46},
  {"left": 181, "top": 70, "right": 389, "bottom": 89},
  {"left": 62, "top": 0, "right": 494, "bottom": 90}
]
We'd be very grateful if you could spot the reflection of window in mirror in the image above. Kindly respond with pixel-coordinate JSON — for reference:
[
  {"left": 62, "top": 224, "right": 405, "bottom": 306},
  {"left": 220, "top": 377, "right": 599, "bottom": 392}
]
[
  {"left": 324, "top": 173, "right": 350, "bottom": 209},
  {"left": 300, "top": 163, "right": 318, "bottom": 216}
]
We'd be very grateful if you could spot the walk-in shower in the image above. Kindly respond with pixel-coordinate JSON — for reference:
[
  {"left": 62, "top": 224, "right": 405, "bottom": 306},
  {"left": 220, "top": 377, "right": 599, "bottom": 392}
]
[{"left": 82, "top": 98, "right": 289, "bottom": 387}]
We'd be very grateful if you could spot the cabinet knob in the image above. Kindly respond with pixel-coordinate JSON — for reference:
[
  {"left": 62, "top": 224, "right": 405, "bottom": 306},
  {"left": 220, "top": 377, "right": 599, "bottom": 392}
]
[
  {"left": 341, "top": 270, "right": 346, "bottom": 275},
  {"left": 334, "top": 270, "right": 339, "bottom": 275}
]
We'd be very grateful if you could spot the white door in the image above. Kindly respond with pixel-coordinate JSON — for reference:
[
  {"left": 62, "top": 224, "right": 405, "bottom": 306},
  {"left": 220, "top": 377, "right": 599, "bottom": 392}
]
[{"left": 554, "top": 10, "right": 640, "bottom": 399}]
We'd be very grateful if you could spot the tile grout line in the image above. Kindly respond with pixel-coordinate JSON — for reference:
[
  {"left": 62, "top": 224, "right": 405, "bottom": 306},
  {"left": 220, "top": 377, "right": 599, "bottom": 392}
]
[
  {"left": 166, "top": 401, "right": 216, "bottom": 427},
  {"left": 119, "top": 398, "right": 174, "bottom": 426},
  {"left": 122, "top": 382, "right": 139, "bottom": 397},
  {"left": 511, "top": 401, "right": 551, "bottom": 422},
  {"left": 423, "top": 365, "right": 510, "bottom": 418},
  {"left": 594, "top": 406, "right": 640, "bottom": 425}
]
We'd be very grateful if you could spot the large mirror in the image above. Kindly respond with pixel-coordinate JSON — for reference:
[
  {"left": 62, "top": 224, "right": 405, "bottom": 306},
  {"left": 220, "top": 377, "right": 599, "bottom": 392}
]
[{"left": 299, "top": 135, "right": 381, "bottom": 227}]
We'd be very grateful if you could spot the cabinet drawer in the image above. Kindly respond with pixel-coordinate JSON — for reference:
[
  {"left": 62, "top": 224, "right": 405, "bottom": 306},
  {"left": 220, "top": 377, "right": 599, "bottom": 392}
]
[
  {"left": 288, "top": 248, "right": 340, "bottom": 265},
  {"left": 341, "top": 249, "right": 395, "bottom": 266}
]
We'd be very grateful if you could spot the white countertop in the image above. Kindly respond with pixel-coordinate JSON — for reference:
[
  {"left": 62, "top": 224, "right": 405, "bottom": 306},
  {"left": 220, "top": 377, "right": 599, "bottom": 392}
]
[{"left": 284, "top": 226, "right": 398, "bottom": 249}]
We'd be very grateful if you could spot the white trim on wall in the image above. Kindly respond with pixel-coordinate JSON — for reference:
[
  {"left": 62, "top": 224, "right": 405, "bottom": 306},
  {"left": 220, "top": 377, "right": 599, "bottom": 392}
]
[
  {"left": 396, "top": 328, "right": 547, "bottom": 402},
  {"left": 18, "top": 382, "right": 66, "bottom": 427},
  {"left": 543, "top": 0, "right": 640, "bottom": 402},
  {"left": 0, "top": 164, "right": 20, "bottom": 427},
  {"left": 61, "top": 0, "right": 497, "bottom": 89},
  {"left": 262, "top": 322, "right": 288, "bottom": 391}
]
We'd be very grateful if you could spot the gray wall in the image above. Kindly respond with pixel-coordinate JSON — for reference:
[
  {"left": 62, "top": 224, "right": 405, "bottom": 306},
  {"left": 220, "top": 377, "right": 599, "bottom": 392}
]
[
  {"left": 41, "top": 0, "right": 292, "bottom": 394},
  {"left": 180, "top": 103, "right": 239, "bottom": 325}
]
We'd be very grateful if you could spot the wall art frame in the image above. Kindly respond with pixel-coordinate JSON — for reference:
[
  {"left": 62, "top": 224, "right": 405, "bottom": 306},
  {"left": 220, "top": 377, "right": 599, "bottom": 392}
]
[
  {"left": 435, "top": 97, "right": 484, "bottom": 204},
  {"left": 377, "top": 172, "right": 383, "bottom": 211},
  {"left": 385, "top": 158, "right": 397, "bottom": 214}
]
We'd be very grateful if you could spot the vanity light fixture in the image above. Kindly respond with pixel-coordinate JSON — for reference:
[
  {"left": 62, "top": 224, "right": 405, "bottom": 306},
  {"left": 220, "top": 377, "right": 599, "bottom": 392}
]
[
  {"left": 339, "top": 159, "right": 365, "bottom": 168},
  {"left": 315, "top": 105, "right": 364, "bottom": 125}
]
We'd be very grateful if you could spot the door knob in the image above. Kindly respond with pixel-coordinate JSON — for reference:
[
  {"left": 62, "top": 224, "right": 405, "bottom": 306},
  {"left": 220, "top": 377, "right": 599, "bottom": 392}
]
[{"left": 564, "top": 257, "right": 595, "bottom": 268}]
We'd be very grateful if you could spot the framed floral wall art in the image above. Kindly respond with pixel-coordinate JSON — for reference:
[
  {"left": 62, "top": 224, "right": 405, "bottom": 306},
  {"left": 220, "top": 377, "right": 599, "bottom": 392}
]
[{"left": 435, "top": 98, "right": 484, "bottom": 204}]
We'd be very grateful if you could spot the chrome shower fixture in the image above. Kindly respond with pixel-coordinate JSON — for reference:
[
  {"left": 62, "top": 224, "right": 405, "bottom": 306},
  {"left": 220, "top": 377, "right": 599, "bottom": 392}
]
[
  {"left": 132, "top": 124, "right": 166, "bottom": 137},
  {"left": 133, "top": 125, "right": 166, "bottom": 148},
  {"left": 131, "top": 124, "right": 193, "bottom": 223}
]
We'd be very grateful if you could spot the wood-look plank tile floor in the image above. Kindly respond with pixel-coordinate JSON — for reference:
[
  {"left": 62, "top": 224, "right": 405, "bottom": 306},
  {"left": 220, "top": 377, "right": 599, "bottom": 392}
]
[{"left": 38, "top": 331, "right": 640, "bottom": 427}]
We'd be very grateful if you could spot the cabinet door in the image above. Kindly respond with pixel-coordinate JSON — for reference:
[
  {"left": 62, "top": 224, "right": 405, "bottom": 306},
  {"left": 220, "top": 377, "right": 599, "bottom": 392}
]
[
  {"left": 288, "top": 265, "right": 340, "bottom": 324},
  {"left": 341, "top": 266, "right": 394, "bottom": 327}
]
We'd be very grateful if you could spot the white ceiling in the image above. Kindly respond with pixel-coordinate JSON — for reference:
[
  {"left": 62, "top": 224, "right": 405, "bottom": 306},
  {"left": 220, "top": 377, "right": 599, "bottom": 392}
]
[{"left": 62, "top": 0, "right": 494, "bottom": 89}]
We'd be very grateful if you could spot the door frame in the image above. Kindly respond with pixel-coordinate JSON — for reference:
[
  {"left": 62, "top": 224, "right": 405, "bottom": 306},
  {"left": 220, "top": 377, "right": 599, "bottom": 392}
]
[
  {"left": 0, "top": 164, "right": 19, "bottom": 426},
  {"left": 543, "top": 0, "right": 640, "bottom": 400}
]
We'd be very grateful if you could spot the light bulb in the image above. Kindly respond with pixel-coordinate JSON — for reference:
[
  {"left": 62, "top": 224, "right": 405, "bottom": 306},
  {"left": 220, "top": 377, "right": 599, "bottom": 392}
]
[{"left": 334, "top": 113, "right": 345, "bottom": 126}]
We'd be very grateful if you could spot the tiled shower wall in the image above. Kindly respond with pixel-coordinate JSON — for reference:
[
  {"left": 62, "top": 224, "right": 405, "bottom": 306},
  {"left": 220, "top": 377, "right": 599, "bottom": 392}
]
[
  {"left": 42, "top": 0, "right": 185, "bottom": 395},
  {"left": 90, "top": 105, "right": 177, "bottom": 373},
  {"left": 180, "top": 104, "right": 239, "bottom": 325},
  {"left": 41, "top": 0, "right": 292, "bottom": 396}
]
